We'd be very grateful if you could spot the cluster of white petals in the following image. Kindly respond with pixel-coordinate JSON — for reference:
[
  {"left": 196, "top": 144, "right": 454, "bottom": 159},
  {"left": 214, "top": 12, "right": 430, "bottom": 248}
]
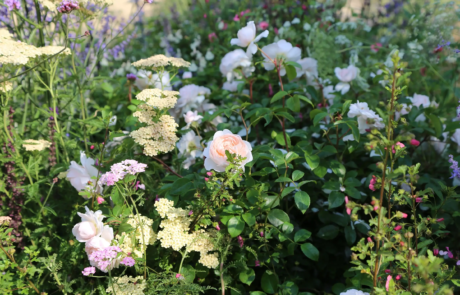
[
  {"left": 135, "top": 70, "right": 172, "bottom": 91},
  {"left": 261, "top": 40, "right": 302, "bottom": 76},
  {"left": 177, "top": 130, "right": 203, "bottom": 169},
  {"left": 136, "top": 88, "right": 179, "bottom": 110},
  {"left": 66, "top": 152, "right": 102, "bottom": 195},
  {"left": 155, "top": 199, "right": 218, "bottom": 268},
  {"left": 132, "top": 54, "right": 190, "bottom": 70},
  {"left": 335, "top": 65, "right": 358, "bottom": 95},
  {"left": 347, "top": 101, "right": 385, "bottom": 134},
  {"left": 106, "top": 276, "right": 146, "bottom": 295},
  {"left": 230, "top": 21, "right": 269, "bottom": 55},
  {"left": 22, "top": 139, "right": 51, "bottom": 151}
]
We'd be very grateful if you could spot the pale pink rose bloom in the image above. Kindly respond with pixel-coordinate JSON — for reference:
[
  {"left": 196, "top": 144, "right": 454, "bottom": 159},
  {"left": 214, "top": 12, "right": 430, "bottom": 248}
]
[
  {"left": 230, "top": 21, "right": 269, "bottom": 54},
  {"left": 261, "top": 40, "right": 301, "bottom": 76},
  {"left": 334, "top": 65, "right": 358, "bottom": 95},
  {"left": 97, "top": 197, "right": 104, "bottom": 204},
  {"left": 183, "top": 111, "right": 203, "bottom": 129},
  {"left": 72, "top": 206, "right": 105, "bottom": 242},
  {"left": 85, "top": 236, "right": 111, "bottom": 256},
  {"left": 203, "top": 129, "right": 253, "bottom": 172}
]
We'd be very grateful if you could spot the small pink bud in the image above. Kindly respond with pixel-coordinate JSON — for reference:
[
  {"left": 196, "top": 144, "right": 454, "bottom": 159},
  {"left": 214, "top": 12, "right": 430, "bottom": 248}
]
[
  {"left": 216, "top": 224, "right": 220, "bottom": 231},
  {"left": 90, "top": 145, "right": 95, "bottom": 149},
  {"left": 386, "top": 275, "right": 392, "bottom": 292},
  {"left": 189, "top": 210, "right": 193, "bottom": 216},
  {"left": 260, "top": 231, "right": 264, "bottom": 237},
  {"left": 396, "top": 275, "right": 401, "bottom": 280},
  {"left": 205, "top": 178, "right": 209, "bottom": 182},
  {"left": 410, "top": 139, "right": 420, "bottom": 146},
  {"left": 437, "top": 218, "right": 444, "bottom": 222},
  {"left": 237, "top": 236, "right": 244, "bottom": 248},
  {"left": 345, "top": 196, "right": 349, "bottom": 204},
  {"left": 434, "top": 248, "right": 439, "bottom": 256},
  {"left": 385, "top": 269, "right": 391, "bottom": 274},
  {"left": 255, "top": 260, "right": 260, "bottom": 267},
  {"left": 367, "top": 237, "right": 373, "bottom": 243},
  {"left": 203, "top": 13, "right": 207, "bottom": 18},
  {"left": 401, "top": 213, "right": 408, "bottom": 218},
  {"left": 416, "top": 197, "right": 423, "bottom": 203},
  {"left": 374, "top": 206, "right": 379, "bottom": 211},
  {"left": 206, "top": 172, "right": 213, "bottom": 176},
  {"left": 400, "top": 242, "right": 404, "bottom": 246},
  {"left": 394, "top": 225, "right": 402, "bottom": 231},
  {"left": 97, "top": 197, "right": 104, "bottom": 204},
  {"left": 346, "top": 208, "right": 351, "bottom": 215}
]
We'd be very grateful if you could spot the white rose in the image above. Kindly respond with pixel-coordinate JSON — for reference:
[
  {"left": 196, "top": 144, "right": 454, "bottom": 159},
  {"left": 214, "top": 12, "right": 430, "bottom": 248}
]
[
  {"left": 297, "top": 57, "right": 318, "bottom": 79},
  {"left": 67, "top": 152, "right": 101, "bottom": 195},
  {"left": 177, "top": 130, "right": 203, "bottom": 169},
  {"left": 451, "top": 129, "right": 460, "bottom": 153},
  {"left": 183, "top": 111, "right": 203, "bottom": 129},
  {"left": 411, "top": 93, "right": 430, "bottom": 108},
  {"left": 230, "top": 21, "right": 269, "bottom": 54},
  {"left": 72, "top": 206, "right": 108, "bottom": 242},
  {"left": 203, "top": 129, "right": 253, "bottom": 172},
  {"left": 220, "top": 49, "right": 253, "bottom": 81},
  {"left": 222, "top": 80, "right": 244, "bottom": 92},
  {"left": 174, "top": 84, "right": 211, "bottom": 115},
  {"left": 85, "top": 235, "right": 112, "bottom": 256},
  {"left": 182, "top": 71, "right": 193, "bottom": 79},
  {"left": 323, "top": 85, "right": 336, "bottom": 105},
  {"left": 261, "top": 40, "right": 302, "bottom": 76},
  {"left": 340, "top": 290, "right": 370, "bottom": 295}
]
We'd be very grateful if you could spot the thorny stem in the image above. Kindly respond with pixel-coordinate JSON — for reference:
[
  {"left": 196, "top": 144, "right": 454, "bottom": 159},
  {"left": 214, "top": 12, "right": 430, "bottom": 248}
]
[
  {"left": 151, "top": 156, "right": 183, "bottom": 178},
  {"left": 373, "top": 69, "right": 398, "bottom": 290},
  {"left": 276, "top": 63, "right": 289, "bottom": 152}
]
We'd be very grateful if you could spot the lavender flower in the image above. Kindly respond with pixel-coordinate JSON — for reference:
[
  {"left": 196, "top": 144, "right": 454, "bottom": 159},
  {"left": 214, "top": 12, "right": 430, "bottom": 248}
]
[
  {"left": 5, "top": 0, "right": 21, "bottom": 11},
  {"left": 126, "top": 73, "right": 137, "bottom": 81},
  {"left": 57, "top": 0, "right": 79, "bottom": 14},
  {"left": 448, "top": 155, "right": 460, "bottom": 179}
]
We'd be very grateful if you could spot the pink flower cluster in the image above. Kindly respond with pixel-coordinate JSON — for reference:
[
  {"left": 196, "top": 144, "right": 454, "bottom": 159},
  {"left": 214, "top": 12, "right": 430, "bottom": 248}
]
[
  {"left": 392, "top": 142, "right": 405, "bottom": 153},
  {"left": 345, "top": 196, "right": 351, "bottom": 215},
  {"left": 82, "top": 266, "right": 96, "bottom": 276},
  {"left": 121, "top": 257, "right": 136, "bottom": 267},
  {"left": 238, "top": 236, "right": 244, "bottom": 248},
  {"left": 233, "top": 9, "right": 250, "bottom": 21},
  {"left": 99, "top": 160, "right": 147, "bottom": 186},
  {"left": 369, "top": 175, "right": 377, "bottom": 191},
  {"left": 57, "top": 0, "right": 79, "bottom": 13},
  {"left": 88, "top": 246, "right": 122, "bottom": 271},
  {"left": 371, "top": 43, "right": 382, "bottom": 52}
]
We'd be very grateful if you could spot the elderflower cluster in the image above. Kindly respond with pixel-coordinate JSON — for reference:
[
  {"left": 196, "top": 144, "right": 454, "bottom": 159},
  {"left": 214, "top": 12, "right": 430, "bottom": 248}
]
[
  {"left": 37, "top": 46, "right": 71, "bottom": 57},
  {"left": 130, "top": 115, "right": 179, "bottom": 156},
  {"left": 0, "top": 29, "right": 13, "bottom": 40},
  {"left": 136, "top": 88, "right": 179, "bottom": 110},
  {"left": 115, "top": 214, "right": 156, "bottom": 258},
  {"left": 106, "top": 276, "right": 146, "bottom": 295},
  {"left": 0, "top": 82, "right": 13, "bottom": 93},
  {"left": 154, "top": 199, "right": 219, "bottom": 268},
  {"left": 22, "top": 139, "right": 52, "bottom": 151},
  {"left": 132, "top": 54, "right": 190, "bottom": 70}
]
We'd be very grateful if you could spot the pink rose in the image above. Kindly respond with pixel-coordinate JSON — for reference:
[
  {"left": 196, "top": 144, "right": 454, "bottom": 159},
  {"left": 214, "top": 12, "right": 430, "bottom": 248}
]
[
  {"left": 203, "top": 129, "right": 253, "bottom": 172},
  {"left": 85, "top": 236, "right": 111, "bottom": 256}
]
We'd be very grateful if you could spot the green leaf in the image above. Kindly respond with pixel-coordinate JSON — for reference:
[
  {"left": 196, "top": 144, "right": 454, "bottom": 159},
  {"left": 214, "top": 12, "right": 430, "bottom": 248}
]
[
  {"left": 270, "top": 91, "right": 288, "bottom": 104},
  {"left": 170, "top": 178, "right": 194, "bottom": 195},
  {"left": 276, "top": 132, "right": 291, "bottom": 147},
  {"left": 313, "top": 165, "right": 327, "bottom": 178},
  {"left": 344, "top": 226, "right": 356, "bottom": 245},
  {"left": 294, "top": 229, "right": 312, "bottom": 242},
  {"left": 295, "top": 95, "right": 314, "bottom": 107},
  {"left": 304, "top": 151, "right": 320, "bottom": 170},
  {"left": 261, "top": 272, "right": 279, "bottom": 294},
  {"left": 330, "top": 160, "right": 346, "bottom": 177},
  {"left": 239, "top": 268, "right": 255, "bottom": 286},
  {"left": 276, "top": 177, "right": 292, "bottom": 183},
  {"left": 181, "top": 264, "right": 195, "bottom": 283},
  {"left": 294, "top": 191, "right": 311, "bottom": 213},
  {"left": 306, "top": 86, "right": 318, "bottom": 100},
  {"left": 317, "top": 225, "right": 340, "bottom": 240},
  {"left": 242, "top": 212, "right": 256, "bottom": 226},
  {"left": 250, "top": 292, "right": 267, "bottom": 295},
  {"left": 286, "top": 64, "right": 297, "bottom": 81},
  {"left": 428, "top": 114, "right": 443, "bottom": 138},
  {"left": 300, "top": 243, "right": 319, "bottom": 261},
  {"left": 281, "top": 186, "right": 296, "bottom": 197},
  {"left": 292, "top": 170, "right": 305, "bottom": 181},
  {"left": 342, "top": 100, "right": 352, "bottom": 114},
  {"left": 223, "top": 204, "right": 244, "bottom": 214},
  {"left": 344, "top": 121, "right": 360, "bottom": 142},
  {"left": 286, "top": 96, "right": 301, "bottom": 112},
  {"left": 276, "top": 112, "right": 296, "bottom": 123},
  {"left": 313, "top": 112, "right": 329, "bottom": 126},
  {"left": 268, "top": 209, "right": 290, "bottom": 227},
  {"left": 111, "top": 189, "right": 123, "bottom": 206},
  {"left": 328, "top": 191, "right": 345, "bottom": 209},
  {"left": 228, "top": 216, "right": 245, "bottom": 237}
]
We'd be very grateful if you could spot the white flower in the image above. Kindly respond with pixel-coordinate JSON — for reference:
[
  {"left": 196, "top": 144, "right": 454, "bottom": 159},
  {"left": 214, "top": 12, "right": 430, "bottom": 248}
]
[
  {"left": 230, "top": 21, "right": 269, "bottom": 55},
  {"left": 342, "top": 134, "right": 355, "bottom": 142},
  {"left": 72, "top": 206, "right": 112, "bottom": 243},
  {"left": 451, "top": 129, "right": 460, "bottom": 153},
  {"left": 108, "top": 116, "right": 117, "bottom": 127},
  {"left": 135, "top": 70, "right": 171, "bottom": 90},
  {"left": 203, "top": 129, "right": 253, "bottom": 172},
  {"left": 183, "top": 111, "right": 203, "bottom": 129},
  {"left": 297, "top": 57, "right": 318, "bottom": 84},
  {"left": 430, "top": 132, "right": 448, "bottom": 154},
  {"left": 175, "top": 84, "right": 211, "bottom": 114},
  {"left": 340, "top": 289, "right": 370, "bottom": 295},
  {"left": 177, "top": 130, "right": 203, "bottom": 169},
  {"left": 222, "top": 80, "right": 244, "bottom": 92},
  {"left": 334, "top": 65, "right": 358, "bottom": 95},
  {"left": 323, "top": 85, "right": 336, "bottom": 105},
  {"left": 261, "top": 40, "right": 302, "bottom": 76},
  {"left": 85, "top": 236, "right": 112, "bottom": 256},
  {"left": 348, "top": 101, "right": 385, "bottom": 133},
  {"left": 182, "top": 71, "right": 192, "bottom": 79},
  {"left": 220, "top": 49, "right": 253, "bottom": 81},
  {"left": 395, "top": 103, "right": 411, "bottom": 121},
  {"left": 411, "top": 93, "right": 430, "bottom": 108},
  {"left": 67, "top": 151, "right": 102, "bottom": 196}
]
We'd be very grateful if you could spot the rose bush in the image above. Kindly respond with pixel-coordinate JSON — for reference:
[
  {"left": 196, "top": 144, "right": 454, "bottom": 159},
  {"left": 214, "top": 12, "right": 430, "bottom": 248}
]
[{"left": 1, "top": 0, "right": 460, "bottom": 295}]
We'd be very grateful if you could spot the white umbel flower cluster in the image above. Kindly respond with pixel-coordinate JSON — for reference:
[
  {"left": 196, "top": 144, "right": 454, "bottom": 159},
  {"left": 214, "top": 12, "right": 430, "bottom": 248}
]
[
  {"left": 155, "top": 199, "right": 219, "bottom": 268},
  {"left": 22, "top": 139, "right": 52, "bottom": 151},
  {"left": 136, "top": 88, "right": 179, "bottom": 110},
  {"left": 106, "top": 276, "right": 146, "bottom": 295},
  {"left": 132, "top": 54, "right": 190, "bottom": 70}
]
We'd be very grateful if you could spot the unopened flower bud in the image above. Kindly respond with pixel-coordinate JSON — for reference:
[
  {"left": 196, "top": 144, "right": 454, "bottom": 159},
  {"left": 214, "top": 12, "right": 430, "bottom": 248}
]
[
  {"left": 404, "top": 232, "right": 414, "bottom": 238},
  {"left": 394, "top": 225, "right": 402, "bottom": 231},
  {"left": 397, "top": 211, "right": 408, "bottom": 218}
]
